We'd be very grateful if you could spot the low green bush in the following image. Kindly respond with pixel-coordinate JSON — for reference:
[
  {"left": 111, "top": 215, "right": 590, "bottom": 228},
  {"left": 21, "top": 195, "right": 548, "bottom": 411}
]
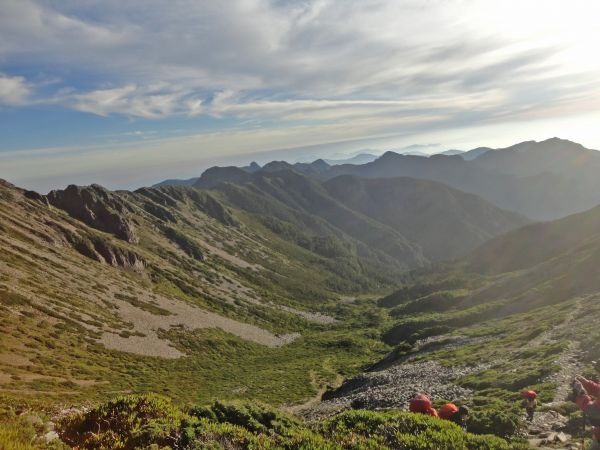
[
  {"left": 189, "top": 400, "right": 301, "bottom": 435},
  {"left": 321, "top": 409, "right": 515, "bottom": 450},
  {"left": 59, "top": 394, "right": 186, "bottom": 450},
  {"left": 181, "top": 419, "right": 336, "bottom": 450},
  {"left": 468, "top": 409, "right": 523, "bottom": 439},
  {"left": 53, "top": 394, "right": 521, "bottom": 450}
]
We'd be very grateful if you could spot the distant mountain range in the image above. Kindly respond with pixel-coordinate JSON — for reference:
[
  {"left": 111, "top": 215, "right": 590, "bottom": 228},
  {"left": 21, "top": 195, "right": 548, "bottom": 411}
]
[
  {"left": 152, "top": 146, "right": 491, "bottom": 188},
  {"left": 178, "top": 138, "right": 600, "bottom": 221},
  {"left": 324, "top": 153, "right": 380, "bottom": 165}
]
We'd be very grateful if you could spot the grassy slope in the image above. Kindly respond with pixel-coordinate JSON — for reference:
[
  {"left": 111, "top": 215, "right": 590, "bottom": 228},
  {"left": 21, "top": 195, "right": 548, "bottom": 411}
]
[
  {"left": 0, "top": 180, "right": 399, "bottom": 409},
  {"left": 323, "top": 175, "right": 528, "bottom": 260},
  {"left": 368, "top": 203, "right": 600, "bottom": 440},
  {"left": 3, "top": 172, "right": 599, "bottom": 447},
  {"left": 208, "top": 169, "right": 527, "bottom": 265}
]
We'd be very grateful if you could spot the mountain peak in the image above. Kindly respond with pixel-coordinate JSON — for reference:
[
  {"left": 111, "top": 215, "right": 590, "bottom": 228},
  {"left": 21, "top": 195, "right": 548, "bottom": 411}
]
[
  {"left": 45, "top": 184, "right": 138, "bottom": 243},
  {"left": 242, "top": 161, "right": 262, "bottom": 173},
  {"left": 261, "top": 161, "right": 293, "bottom": 172},
  {"left": 539, "top": 136, "right": 586, "bottom": 150},
  {"left": 195, "top": 166, "right": 253, "bottom": 189},
  {"left": 305, "top": 159, "right": 330, "bottom": 172},
  {"left": 378, "top": 151, "right": 401, "bottom": 161}
]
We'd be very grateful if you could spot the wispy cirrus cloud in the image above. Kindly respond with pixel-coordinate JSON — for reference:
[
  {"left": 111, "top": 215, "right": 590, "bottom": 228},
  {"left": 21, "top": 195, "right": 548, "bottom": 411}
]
[
  {"left": 3, "top": 0, "right": 598, "bottom": 119},
  {"left": 63, "top": 84, "right": 202, "bottom": 119},
  {"left": 2, "top": 0, "right": 600, "bottom": 190}
]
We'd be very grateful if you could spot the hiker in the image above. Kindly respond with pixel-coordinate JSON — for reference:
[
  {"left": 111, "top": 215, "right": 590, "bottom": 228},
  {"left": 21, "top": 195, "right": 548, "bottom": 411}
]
[
  {"left": 573, "top": 361, "right": 600, "bottom": 450},
  {"left": 439, "top": 403, "right": 470, "bottom": 431},
  {"left": 521, "top": 390, "right": 537, "bottom": 422},
  {"left": 409, "top": 393, "right": 438, "bottom": 417}
]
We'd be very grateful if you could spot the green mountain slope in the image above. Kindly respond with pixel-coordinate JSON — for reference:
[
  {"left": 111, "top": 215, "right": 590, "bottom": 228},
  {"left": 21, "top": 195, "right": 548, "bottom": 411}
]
[
  {"left": 0, "top": 171, "right": 528, "bottom": 408},
  {"left": 207, "top": 169, "right": 527, "bottom": 264},
  {"left": 380, "top": 201, "right": 600, "bottom": 345},
  {"left": 467, "top": 204, "right": 600, "bottom": 274},
  {"left": 212, "top": 170, "right": 426, "bottom": 271},
  {"left": 0, "top": 178, "right": 396, "bottom": 407},
  {"left": 323, "top": 175, "right": 528, "bottom": 260},
  {"left": 313, "top": 202, "right": 600, "bottom": 445}
]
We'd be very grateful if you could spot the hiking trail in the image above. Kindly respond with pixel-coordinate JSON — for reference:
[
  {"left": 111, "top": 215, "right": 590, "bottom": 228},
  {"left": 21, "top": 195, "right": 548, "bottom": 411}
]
[
  {"left": 526, "top": 298, "right": 587, "bottom": 449},
  {"left": 282, "top": 360, "right": 344, "bottom": 416}
]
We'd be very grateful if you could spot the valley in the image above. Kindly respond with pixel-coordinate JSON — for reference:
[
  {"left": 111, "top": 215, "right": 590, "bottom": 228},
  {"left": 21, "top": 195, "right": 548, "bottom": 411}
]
[{"left": 1, "top": 138, "right": 600, "bottom": 449}]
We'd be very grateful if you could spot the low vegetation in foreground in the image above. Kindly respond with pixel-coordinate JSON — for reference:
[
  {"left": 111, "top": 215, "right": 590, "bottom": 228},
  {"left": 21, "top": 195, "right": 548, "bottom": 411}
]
[{"left": 1, "top": 393, "right": 522, "bottom": 450}]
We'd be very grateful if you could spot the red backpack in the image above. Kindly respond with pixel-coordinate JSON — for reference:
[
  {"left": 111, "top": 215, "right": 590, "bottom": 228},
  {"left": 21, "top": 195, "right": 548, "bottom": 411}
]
[{"left": 438, "top": 403, "right": 459, "bottom": 420}]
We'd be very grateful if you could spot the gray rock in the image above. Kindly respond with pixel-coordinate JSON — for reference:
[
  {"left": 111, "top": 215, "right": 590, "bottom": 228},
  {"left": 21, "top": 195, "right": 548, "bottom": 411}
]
[
  {"left": 545, "top": 432, "right": 557, "bottom": 443},
  {"left": 307, "top": 360, "right": 484, "bottom": 420},
  {"left": 42, "top": 431, "right": 59, "bottom": 443},
  {"left": 46, "top": 184, "right": 138, "bottom": 243}
]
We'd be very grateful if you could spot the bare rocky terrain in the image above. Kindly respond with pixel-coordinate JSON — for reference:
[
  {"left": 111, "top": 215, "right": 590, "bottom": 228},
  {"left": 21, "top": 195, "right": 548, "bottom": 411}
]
[{"left": 306, "top": 359, "right": 480, "bottom": 420}]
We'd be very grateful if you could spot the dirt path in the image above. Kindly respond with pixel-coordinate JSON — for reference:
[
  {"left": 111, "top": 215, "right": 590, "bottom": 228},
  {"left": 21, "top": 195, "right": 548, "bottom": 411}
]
[
  {"left": 547, "top": 340, "right": 584, "bottom": 405},
  {"left": 525, "top": 298, "right": 587, "bottom": 449},
  {"left": 527, "top": 298, "right": 583, "bottom": 349},
  {"left": 281, "top": 361, "right": 344, "bottom": 416},
  {"left": 532, "top": 298, "right": 586, "bottom": 404}
]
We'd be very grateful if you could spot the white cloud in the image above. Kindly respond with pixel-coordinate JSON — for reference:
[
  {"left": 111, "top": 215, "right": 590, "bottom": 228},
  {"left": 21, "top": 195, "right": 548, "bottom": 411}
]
[
  {"left": 0, "top": 73, "right": 31, "bottom": 106},
  {"left": 65, "top": 84, "right": 201, "bottom": 118},
  {"left": 2, "top": 0, "right": 599, "bottom": 119}
]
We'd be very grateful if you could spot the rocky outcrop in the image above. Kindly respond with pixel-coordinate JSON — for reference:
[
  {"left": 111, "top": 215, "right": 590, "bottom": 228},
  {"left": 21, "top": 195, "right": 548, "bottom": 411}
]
[
  {"left": 24, "top": 190, "right": 50, "bottom": 206},
  {"left": 91, "top": 236, "right": 146, "bottom": 270},
  {"left": 46, "top": 184, "right": 138, "bottom": 243},
  {"left": 135, "top": 187, "right": 180, "bottom": 207},
  {"left": 50, "top": 221, "right": 146, "bottom": 270},
  {"left": 70, "top": 233, "right": 145, "bottom": 270},
  {"left": 142, "top": 201, "right": 177, "bottom": 223}
]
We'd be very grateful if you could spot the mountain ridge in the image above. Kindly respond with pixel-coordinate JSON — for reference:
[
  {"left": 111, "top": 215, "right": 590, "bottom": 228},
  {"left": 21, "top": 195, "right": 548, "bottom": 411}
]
[{"left": 180, "top": 138, "right": 600, "bottom": 221}]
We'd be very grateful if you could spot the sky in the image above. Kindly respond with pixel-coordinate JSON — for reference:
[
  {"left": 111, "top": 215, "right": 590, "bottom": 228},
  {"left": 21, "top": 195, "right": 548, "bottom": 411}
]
[{"left": 2, "top": 0, "right": 600, "bottom": 192}]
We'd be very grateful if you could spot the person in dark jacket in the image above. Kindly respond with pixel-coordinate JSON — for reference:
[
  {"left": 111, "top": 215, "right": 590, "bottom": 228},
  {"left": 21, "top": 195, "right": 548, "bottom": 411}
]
[{"left": 439, "top": 403, "right": 470, "bottom": 431}]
